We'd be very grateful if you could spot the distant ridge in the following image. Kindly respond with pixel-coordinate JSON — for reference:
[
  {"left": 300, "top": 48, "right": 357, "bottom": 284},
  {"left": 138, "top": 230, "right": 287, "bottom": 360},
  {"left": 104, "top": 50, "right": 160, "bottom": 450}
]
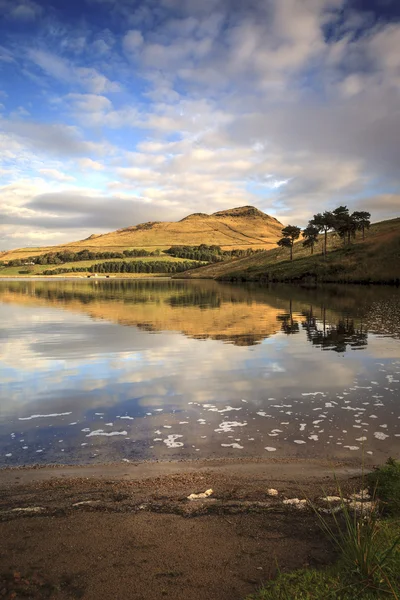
[{"left": 1, "top": 205, "right": 284, "bottom": 261}]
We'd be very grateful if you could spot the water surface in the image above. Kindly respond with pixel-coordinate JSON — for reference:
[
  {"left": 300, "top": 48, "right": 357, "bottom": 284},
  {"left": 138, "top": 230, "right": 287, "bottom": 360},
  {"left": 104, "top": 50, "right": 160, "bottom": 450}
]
[{"left": 1, "top": 279, "right": 399, "bottom": 466}]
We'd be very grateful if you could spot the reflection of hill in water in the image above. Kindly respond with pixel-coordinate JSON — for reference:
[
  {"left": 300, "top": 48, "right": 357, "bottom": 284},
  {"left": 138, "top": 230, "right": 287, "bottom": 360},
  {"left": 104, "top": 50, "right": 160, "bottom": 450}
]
[
  {"left": 0, "top": 280, "right": 399, "bottom": 348},
  {"left": 0, "top": 280, "right": 285, "bottom": 346}
]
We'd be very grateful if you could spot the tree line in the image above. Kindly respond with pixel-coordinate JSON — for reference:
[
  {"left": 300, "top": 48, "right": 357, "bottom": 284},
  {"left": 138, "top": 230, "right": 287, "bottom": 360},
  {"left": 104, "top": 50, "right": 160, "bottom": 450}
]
[
  {"left": 277, "top": 207, "right": 371, "bottom": 260},
  {"left": 2, "top": 248, "right": 158, "bottom": 267},
  {"left": 165, "top": 244, "right": 262, "bottom": 262},
  {"left": 1, "top": 245, "right": 262, "bottom": 269},
  {"left": 43, "top": 260, "right": 204, "bottom": 275}
]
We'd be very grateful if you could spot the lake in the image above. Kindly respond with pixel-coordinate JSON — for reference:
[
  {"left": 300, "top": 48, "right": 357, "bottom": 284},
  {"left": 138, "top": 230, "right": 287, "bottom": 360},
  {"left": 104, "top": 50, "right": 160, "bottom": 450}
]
[{"left": 0, "top": 279, "right": 399, "bottom": 467}]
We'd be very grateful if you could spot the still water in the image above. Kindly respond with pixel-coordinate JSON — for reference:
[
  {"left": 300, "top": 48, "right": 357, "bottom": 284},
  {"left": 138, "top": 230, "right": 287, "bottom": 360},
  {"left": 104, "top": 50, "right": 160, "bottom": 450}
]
[{"left": 0, "top": 279, "right": 399, "bottom": 467}]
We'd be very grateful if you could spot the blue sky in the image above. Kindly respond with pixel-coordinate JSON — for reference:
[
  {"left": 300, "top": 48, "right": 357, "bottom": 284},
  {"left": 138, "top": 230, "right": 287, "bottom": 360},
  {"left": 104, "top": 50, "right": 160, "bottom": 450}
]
[{"left": 0, "top": 0, "right": 399, "bottom": 249}]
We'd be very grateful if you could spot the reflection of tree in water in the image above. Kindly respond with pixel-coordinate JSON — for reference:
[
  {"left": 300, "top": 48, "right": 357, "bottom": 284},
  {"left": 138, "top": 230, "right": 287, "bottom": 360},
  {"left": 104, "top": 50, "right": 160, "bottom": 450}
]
[
  {"left": 277, "top": 299, "right": 300, "bottom": 335},
  {"left": 301, "top": 306, "right": 368, "bottom": 352},
  {"left": 168, "top": 290, "right": 221, "bottom": 309}
]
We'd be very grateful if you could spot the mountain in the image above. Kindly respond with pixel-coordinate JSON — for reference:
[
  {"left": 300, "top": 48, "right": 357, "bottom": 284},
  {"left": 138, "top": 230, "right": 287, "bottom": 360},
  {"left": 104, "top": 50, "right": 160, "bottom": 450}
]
[
  {"left": 0, "top": 206, "right": 283, "bottom": 262},
  {"left": 178, "top": 217, "right": 400, "bottom": 285}
]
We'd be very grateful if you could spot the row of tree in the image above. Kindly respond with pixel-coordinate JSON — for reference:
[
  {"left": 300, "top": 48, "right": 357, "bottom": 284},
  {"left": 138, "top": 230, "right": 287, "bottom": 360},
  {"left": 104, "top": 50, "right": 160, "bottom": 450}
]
[
  {"left": 43, "top": 260, "right": 204, "bottom": 275},
  {"left": 277, "top": 207, "right": 371, "bottom": 260},
  {"left": 2, "top": 245, "right": 262, "bottom": 269},
  {"left": 3, "top": 248, "right": 159, "bottom": 267},
  {"left": 165, "top": 244, "right": 261, "bottom": 262}
]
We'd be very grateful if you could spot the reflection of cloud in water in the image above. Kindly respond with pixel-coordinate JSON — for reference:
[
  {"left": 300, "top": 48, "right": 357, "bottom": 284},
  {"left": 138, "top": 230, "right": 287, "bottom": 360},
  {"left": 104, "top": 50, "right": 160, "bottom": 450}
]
[{"left": 0, "top": 280, "right": 399, "bottom": 465}]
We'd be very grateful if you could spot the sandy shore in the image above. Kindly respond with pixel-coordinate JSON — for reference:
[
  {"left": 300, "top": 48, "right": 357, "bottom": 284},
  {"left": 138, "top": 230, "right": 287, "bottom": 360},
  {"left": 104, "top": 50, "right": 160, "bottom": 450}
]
[{"left": 0, "top": 458, "right": 366, "bottom": 600}]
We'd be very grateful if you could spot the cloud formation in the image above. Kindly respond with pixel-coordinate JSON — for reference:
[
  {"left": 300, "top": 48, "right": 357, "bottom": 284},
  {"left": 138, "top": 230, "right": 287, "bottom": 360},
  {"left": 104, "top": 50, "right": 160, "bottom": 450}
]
[{"left": 0, "top": 0, "right": 399, "bottom": 249}]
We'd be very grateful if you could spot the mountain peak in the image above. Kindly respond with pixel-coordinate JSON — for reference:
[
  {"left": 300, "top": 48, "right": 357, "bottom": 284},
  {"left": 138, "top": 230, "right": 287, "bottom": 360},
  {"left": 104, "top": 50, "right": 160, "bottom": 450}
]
[{"left": 212, "top": 206, "right": 269, "bottom": 218}]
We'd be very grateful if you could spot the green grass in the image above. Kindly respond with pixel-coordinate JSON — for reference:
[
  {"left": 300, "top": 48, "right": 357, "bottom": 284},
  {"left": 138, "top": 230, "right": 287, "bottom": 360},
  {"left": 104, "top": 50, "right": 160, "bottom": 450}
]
[
  {"left": 248, "top": 459, "right": 400, "bottom": 600},
  {"left": 368, "top": 459, "right": 400, "bottom": 516},
  {"left": 181, "top": 218, "right": 400, "bottom": 284}
]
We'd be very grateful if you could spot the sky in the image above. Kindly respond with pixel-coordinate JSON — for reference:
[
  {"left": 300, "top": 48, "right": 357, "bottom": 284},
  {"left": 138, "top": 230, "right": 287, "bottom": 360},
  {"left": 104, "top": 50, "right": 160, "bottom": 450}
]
[{"left": 0, "top": 0, "right": 399, "bottom": 250}]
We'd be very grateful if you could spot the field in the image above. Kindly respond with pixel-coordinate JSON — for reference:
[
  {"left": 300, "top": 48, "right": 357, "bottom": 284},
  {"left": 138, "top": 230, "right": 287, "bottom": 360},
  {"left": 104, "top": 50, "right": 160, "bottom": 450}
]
[{"left": 179, "top": 217, "right": 400, "bottom": 284}]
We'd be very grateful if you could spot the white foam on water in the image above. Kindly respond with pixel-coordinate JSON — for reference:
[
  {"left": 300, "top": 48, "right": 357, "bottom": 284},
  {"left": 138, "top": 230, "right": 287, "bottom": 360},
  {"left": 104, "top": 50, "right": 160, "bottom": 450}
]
[
  {"left": 215, "top": 421, "right": 247, "bottom": 433},
  {"left": 344, "top": 446, "right": 360, "bottom": 450},
  {"left": 119, "top": 416, "right": 134, "bottom": 420},
  {"left": 308, "top": 435, "right": 319, "bottom": 441},
  {"left": 356, "top": 437, "right": 368, "bottom": 442},
  {"left": 256, "top": 412, "right": 272, "bottom": 418},
  {"left": 163, "top": 434, "right": 183, "bottom": 448},
  {"left": 179, "top": 421, "right": 189, "bottom": 424},
  {"left": 19, "top": 412, "right": 71, "bottom": 421},
  {"left": 302, "top": 392, "right": 325, "bottom": 396},
  {"left": 217, "top": 406, "right": 242, "bottom": 413},
  {"left": 374, "top": 431, "right": 389, "bottom": 440},
  {"left": 299, "top": 423, "right": 306, "bottom": 431},
  {"left": 265, "top": 447, "right": 277, "bottom": 452},
  {"left": 221, "top": 443, "right": 244, "bottom": 449},
  {"left": 293, "top": 440, "right": 306, "bottom": 444},
  {"left": 86, "top": 430, "right": 128, "bottom": 437}
]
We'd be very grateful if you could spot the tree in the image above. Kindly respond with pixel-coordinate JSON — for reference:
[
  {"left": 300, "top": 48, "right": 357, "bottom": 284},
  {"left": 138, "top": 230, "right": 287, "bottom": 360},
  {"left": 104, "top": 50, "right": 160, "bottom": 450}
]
[
  {"left": 302, "top": 224, "right": 320, "bottom": 255},
  {"left": 277, "top": 225, "right": 301, "bottom": 261},
  {"left": 352, "top": 211, "right": 371, "bottom": 240},
  {"left": 310, "top": 211, "right": 335, "bottom": 256},
  {"left": 332, "top": 206, "right": 356, "bottom": 246}
]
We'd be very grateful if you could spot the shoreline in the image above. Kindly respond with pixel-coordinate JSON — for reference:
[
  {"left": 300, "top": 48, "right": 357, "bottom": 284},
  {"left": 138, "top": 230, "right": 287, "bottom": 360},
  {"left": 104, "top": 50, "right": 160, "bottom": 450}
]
[
  {"left": 0, "top": 456, "right": 366, "bottom": 487},
  {"left": 0, "top": 457, "right": 372, "bottom": 599}
]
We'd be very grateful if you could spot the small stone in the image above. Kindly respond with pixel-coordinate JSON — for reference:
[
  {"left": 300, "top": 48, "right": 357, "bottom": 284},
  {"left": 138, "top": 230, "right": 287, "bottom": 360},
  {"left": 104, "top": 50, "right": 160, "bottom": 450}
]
[
  {"left": 11, "top": 507, "right": 44, "bottom": 513},
  {"left": 187, "top": 489, "right": 213, "bottom": 500}
]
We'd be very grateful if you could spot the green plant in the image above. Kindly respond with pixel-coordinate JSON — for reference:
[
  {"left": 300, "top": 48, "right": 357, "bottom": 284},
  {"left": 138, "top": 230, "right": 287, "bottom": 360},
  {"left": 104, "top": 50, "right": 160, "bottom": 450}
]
[{"left": 368, "top": 458, "right": 400, "bottom": 516}]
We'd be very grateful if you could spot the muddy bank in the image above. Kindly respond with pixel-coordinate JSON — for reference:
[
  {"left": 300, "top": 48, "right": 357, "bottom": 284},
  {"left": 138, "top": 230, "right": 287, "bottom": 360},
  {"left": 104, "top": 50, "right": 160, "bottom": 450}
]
[{"left": 0, "top": 458, "right": 366, "bottom": 600}]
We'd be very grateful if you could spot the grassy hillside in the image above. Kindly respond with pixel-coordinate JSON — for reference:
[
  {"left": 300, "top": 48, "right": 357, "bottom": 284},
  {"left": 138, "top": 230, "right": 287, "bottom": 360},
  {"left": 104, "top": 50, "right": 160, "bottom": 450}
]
[
  {"left": 178, "top": 218, "right": 400, "bottom": 284},
  {"left": 0, "top": 206, "right": 283, "bottom": 262}
]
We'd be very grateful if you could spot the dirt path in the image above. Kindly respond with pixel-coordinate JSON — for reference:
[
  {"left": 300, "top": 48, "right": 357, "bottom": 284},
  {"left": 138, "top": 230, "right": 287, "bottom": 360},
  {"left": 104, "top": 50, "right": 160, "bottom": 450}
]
[{"left": 0, "top": 458, "right": 365, "bottom": 600}]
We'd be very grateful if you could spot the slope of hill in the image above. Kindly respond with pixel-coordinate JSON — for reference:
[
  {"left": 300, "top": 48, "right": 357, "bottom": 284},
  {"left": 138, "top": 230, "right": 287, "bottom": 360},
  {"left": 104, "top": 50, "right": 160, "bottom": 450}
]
[
  {"left": 178, "top": 218, "right": 400, "bottom": 285},
  {"left": 0, "top": 206, "right": 283, "bottom": 262}
]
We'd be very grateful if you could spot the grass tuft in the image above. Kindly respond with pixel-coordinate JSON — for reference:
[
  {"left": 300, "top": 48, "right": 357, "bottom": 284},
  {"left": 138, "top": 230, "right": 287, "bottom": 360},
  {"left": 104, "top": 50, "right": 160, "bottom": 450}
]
[
  {"left": 367, "top": 458, "right": 400, "bottom": 516},
  {"left": 247, "top": 460, "right": 400, "bottom": 600}
]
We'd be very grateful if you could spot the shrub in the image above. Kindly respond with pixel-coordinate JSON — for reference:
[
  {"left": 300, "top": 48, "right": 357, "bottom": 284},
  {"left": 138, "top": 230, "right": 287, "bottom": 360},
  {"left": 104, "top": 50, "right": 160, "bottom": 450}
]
[{"left": 368, "top": 458, "right": 400, "bottom": 516}]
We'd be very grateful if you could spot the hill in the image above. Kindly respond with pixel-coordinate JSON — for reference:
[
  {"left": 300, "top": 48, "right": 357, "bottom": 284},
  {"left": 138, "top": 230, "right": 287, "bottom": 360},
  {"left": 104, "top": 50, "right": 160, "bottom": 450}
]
[
  {"left": 0, "top": 206, "right": 283, "bottom": 262},
  {"left": 178, "top": 217, "right": 400, "bottom": 285}
]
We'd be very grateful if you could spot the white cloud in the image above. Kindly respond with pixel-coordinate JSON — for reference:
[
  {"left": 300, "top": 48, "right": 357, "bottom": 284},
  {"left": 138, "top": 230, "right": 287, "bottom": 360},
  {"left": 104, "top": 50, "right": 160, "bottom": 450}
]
[
  {"left": 3, "top": 0, "right": 42, "bottom": 20},
  {"left": 38, "top": 168, "right": 76, "bottom": 182},
  {"left": 78, "top": 158, "right": 105, "bottom": 171},
  {"left": 0, "top": 0, "right": 399, "bottom": 248},
  {"left": 123, "top": 29, "right": 144, "bottom": 54},
  {"left": 28, "top": 49, "right": 121, "bottom": 93}
]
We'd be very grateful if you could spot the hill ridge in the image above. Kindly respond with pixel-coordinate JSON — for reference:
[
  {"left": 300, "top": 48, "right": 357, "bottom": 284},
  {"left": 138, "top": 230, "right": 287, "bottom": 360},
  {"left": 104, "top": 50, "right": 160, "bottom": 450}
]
[{"left": 1, "top": 205, "right": 283, "bottom": 262}]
